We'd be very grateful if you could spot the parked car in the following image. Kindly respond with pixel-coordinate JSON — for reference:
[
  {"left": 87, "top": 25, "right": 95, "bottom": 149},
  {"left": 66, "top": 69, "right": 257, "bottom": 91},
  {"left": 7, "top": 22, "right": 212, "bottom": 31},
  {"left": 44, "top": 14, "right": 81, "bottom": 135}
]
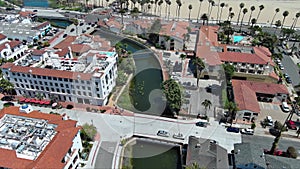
[
  {"left": 157, "top": 130, "right": 170, "bottom": 137},
  {"left": 283, "top": 73, "right": 289, "bottom": 79},
  {"left": 226, "top": 127, "right": 240, "bottom": 133},
  {"left": 266, "top": 116, "right": 273, "bottom": 126},
  {"left": 281, "top": 102, "right": 290, "bottom": 112},
  {"left": 279, "top": 64, "right": 284, "bottom": 70},
  {"left": 196, "top": 121, "right": 207, "bottom": 127},
  {"left": 241, "top": 128, "right": 254, "bottom": 135},
  {"left": 286, "top": 77, "right": 292, "bottom": 84},
  {"left": 173, "top": 133, "right": 184, "bottom": 140},
  {"left": 286, "top": 120, "right": 297, "bottom": 130}
]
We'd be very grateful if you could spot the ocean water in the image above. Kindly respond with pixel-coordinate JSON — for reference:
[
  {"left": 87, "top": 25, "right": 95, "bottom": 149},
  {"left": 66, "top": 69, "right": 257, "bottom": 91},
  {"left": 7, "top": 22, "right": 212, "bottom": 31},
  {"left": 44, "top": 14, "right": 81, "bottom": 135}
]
[{"left": 23, "top": 0, "right": 49, "bottom": 7}]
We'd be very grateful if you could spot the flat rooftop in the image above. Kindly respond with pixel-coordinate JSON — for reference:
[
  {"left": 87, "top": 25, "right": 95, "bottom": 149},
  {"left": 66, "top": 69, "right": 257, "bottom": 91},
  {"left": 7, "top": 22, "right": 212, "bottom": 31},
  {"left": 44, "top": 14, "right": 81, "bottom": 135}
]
[{"left": 0, "top": 114, "right": 57, "bottom": 160}]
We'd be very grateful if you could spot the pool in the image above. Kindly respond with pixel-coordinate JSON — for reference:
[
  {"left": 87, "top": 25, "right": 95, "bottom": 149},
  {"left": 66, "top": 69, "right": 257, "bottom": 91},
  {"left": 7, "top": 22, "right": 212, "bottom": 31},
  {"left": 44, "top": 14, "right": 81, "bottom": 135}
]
[{"left": 233, "top": 36, "right": 244, "bottom": 43}]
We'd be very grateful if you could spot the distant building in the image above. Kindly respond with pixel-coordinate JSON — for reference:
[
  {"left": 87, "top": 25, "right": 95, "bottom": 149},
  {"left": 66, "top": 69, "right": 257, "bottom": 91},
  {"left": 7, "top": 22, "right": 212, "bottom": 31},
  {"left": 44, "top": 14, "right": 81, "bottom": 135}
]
[
  {"left": 186, "top": 136, "right": 229, "bottom": 168},
  {"left": 0, "top": 106, "right": 82, "bottom": 169},
  {"left": 232, "top": 80, "right": 289, "bottom": 123},
  {"left": 0, "top": 21, "right": 51, "bottom": 43},
  {"left": 158, "top": 21, "right": 190, "bottom": 51}
]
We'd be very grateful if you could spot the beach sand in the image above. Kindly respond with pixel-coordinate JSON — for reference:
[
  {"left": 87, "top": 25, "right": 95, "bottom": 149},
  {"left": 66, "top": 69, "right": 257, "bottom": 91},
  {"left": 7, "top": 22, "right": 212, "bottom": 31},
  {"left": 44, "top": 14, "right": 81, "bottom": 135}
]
[{"left": 127, "top": 0, "right": 300, "bottom": 27}]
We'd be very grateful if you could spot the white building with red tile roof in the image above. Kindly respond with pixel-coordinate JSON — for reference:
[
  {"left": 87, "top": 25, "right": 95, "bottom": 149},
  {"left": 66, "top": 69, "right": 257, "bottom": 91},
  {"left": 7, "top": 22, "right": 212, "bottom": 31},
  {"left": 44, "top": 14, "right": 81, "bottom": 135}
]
[
  {"left": 0, "top": 106, "right": 83, "bottom": 169},
  {"left": 0, "top": 40, "right": 27, "bottom": 60},
  {"left": 232, "top": 80, "right": 289, "bottom": 123},
  {"left": 1, "top": 45, "right": 118, "bottom": 106},
  {"left": 196, "top": 26, "right": 276, "bottom": 80}
]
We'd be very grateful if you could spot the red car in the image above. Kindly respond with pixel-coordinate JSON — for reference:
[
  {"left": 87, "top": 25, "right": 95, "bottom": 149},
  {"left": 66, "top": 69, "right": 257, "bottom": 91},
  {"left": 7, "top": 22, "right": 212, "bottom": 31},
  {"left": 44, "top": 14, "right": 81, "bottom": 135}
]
[{"left": 286, "top": 120, "right": 297, "bottom": 130}]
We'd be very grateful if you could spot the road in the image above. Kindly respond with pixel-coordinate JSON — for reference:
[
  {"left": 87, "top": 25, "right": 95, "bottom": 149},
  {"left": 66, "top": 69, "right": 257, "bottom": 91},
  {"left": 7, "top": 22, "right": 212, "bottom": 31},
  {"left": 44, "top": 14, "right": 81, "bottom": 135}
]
[
  {"left": 280, "top": 47, "right": 300, "bottom": 86},
  {"left": 242, "top": 135, "right": 300, "bottom": 153}
]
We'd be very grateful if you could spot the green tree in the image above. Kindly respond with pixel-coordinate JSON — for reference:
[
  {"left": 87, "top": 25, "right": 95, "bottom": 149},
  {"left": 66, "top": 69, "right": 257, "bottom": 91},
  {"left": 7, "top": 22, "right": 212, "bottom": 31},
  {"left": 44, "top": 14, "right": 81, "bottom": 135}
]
[
  {"left": 81, "top": 123, "right": 97, "bottom": 141},
  {"left": 225, "top": 100, "right": 238, "bottom": 125},
  {"left": 161, "top": 79, "right": 182, "bottom": 115},
  {"left": 281, "top": 10, "right": 289, "bottom": 29},
  {"left": 222, "top": 23, "right": 234, "bottom": 44},
  {"left": 117, "top": 70, "right": 127, "bottom": 86},
  {"left": 236, "top": 2, "right": 245, "bottom": 26},
  {"left": 179, "top": 54, "right": 186, "bottom": 63},
  {"left": 251, "top": 123, "right": 256, "bottom": 129},
  {"left": 158, "top": 0, "right": 163, "bottom": 16},
  {"left": 186, "top": 162, "right": 200, "bottom": 169},
  {"left": 200, "top": 13, "right": 208, "bottom": 25},
  {"left": 248, "top": 6, "right": 255, "bottom": 25},
  {"left": 251, "top": 18, "right": 257, "bottom": 27},
  {"left": 192, "top": 57, "right": 205, "bottom": 87},
  {"left": 197, "top": 0, "right": 204, "bottom": 23},
  {"left": 270, "top": 8, "right": 280, "bottom": 27},
  {"left": 201, "top": 99, "right": 212, "bottom": 116},
  {"left": 0, "top": 78, "right": 14, "bottom": 95},
  {"left": 286, "top": 146, "right": 298, "bottom": 158},
  {"left": 227, "top": 7, "right": 232, "bottom": 21},
  {"left": 256, "top": 5, "right": 264, "bottom": 23},
  {"left": 291, "top": 12, "right": 300, "bottom": 30},
  {"left": 274, "top": 20, "right": 282, "bottom": 34},
  {"left": 188, "top": 4, "right": 193, "bottom": 20},
  {"left": 222, "top": 64, "right": 235, "bottom": 82}
]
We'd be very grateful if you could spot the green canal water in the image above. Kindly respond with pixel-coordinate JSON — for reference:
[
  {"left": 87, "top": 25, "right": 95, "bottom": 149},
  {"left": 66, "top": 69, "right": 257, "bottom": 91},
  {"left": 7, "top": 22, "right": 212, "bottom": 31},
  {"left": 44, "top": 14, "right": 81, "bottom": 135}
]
[
  {"left": 128, "top": 139, "right": 182, "bottom": 169},
  {"left": 93, "top": 30, "right": 165, "bottom": 116}
]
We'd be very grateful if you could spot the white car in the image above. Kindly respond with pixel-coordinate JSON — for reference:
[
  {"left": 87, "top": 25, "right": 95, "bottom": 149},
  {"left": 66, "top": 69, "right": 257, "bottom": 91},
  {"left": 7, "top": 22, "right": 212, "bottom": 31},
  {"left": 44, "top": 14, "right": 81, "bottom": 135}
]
[
  {"left": 157, "top": 130, "right": 170, "bottom": 137},
  {"left": 241, "top": 128, "right": 254, "bottom": 135},
  {"left": 281, "top": 102, "right": 290, "bottom": 112},
  {"left": 173, "top": 133, "right": 184, "bottom": 140}
]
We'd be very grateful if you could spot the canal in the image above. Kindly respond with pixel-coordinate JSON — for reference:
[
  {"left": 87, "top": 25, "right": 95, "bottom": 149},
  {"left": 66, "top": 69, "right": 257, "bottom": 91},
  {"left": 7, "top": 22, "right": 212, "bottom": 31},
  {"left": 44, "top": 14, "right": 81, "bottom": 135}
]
[
  {"left": 124, "top": 138, "right": 182, "bottom": 169},
  {"left": 93, "top": 29, "right": 165, "bottom": 116}
]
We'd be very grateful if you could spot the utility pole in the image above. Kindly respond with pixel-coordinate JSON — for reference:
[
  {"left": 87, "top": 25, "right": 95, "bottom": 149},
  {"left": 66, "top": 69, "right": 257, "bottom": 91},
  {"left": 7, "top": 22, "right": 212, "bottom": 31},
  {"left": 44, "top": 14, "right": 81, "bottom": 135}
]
[{"left": 270, "top": 101, "right": 297, "bottom": 154}]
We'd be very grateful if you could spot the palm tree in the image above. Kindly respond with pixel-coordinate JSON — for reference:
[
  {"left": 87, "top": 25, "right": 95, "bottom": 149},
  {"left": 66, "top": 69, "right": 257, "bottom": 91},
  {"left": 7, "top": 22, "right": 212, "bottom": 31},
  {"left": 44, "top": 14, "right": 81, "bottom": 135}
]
[
  {"left": 248, "top": 6, "right": 255, "bottom": 25},
  {"left": 186, "top": 162, "right": 200, "bottom": 169},
  {"left": 207, "top": 0, "right": 212, "bottom": 14},
  {"left": 229, "top": 12, "right": 235, "bottom": 22},
  {"left": 197, "top": 0, "right": 204, "bottom": 23},
  {"left": 236, "top": 2, "right": 245, "bottom": 25},
  {"left": 218, "top": 2, "right": 225, "bottom": 23},
  {"left": 208, "top": 0, "right": 215, "bottom": 21},
  {"left": 188, "top": 4, "right": 193, "bottom": 20},
  {"left": 164, "top": 0, "right": 168, "bottom": 19},
  {"left": 251, "top": 18, "right": 257, "bottom": 27},
  {"left": 227, "top": 7, "right": 232, "bottom": 21},
  {"left": 281, "top": 10, "right": 289, "bottom": 29},
  {"left": 291, "top": 12, "right": 300, "bottom": 30},
  {"left": 154, "top": 0, "right": 159, "bottom": 14},
  {"left": 202, "top": 99, "right": 212, "bottom": 116},
  {"left": 158, "top": 0, "right": 163, "bottom": 16},
  {"left": 270, "top": 8, "right": 280, "bottom": 26},
  {"left": 225, "top": 101, "right": 238, "bottom": 125},
  {"left": 192, "top": 57, "right": 205, "bottom": 87},
  {"left": 177, "top": 1, "right": 182, "bottom": 21},
  {"left": 201, "top": 13, "right": 209, "bottom": 25},
  {"left": 216, "top": 0, "right": 220, "bottom": 23},
  {"left": 239, "top": 8, "right": 248, "bottom": 31},
  {"left": 256, "top": 5, "right": 264, "bottom": 23},
  {"left": 274, "top": 20, "right": 282, "bottom": 34},
  {"left": 167, "top": 0, "right": 171, "bottom": 20}
]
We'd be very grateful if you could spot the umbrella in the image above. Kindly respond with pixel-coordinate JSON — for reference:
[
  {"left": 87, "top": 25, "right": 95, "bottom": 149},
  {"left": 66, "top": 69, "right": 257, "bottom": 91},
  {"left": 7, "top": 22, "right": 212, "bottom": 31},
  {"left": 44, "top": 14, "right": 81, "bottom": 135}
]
[{"left": 52, "top": 103, "right": 58, "bottom": 107}]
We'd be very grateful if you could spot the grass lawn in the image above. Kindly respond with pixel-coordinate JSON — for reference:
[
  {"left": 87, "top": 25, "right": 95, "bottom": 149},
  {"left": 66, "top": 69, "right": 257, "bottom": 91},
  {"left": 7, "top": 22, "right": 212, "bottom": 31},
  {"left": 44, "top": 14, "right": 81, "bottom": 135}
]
[
  {"left": 117, "top": 85, "right": 135, "bottom": 111},
  {"left": 222, "top": 88, "right": 227, "bottom": 107}
]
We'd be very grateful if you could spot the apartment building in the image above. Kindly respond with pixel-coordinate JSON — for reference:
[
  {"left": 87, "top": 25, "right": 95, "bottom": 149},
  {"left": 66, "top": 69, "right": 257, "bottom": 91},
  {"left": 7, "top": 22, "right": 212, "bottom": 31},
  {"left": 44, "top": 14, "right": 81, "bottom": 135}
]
[
  {"left": 0, "top": 38, "right": 28, "bottom": 60},
  {"left": 1, "top": 47, "right": 118, "bottom": 105},
  {"left": 0, "top": 106, "right": 83, "bottom": 169},
  {"left": 196, "top": 26, "right": 275, "bottom": 79}
]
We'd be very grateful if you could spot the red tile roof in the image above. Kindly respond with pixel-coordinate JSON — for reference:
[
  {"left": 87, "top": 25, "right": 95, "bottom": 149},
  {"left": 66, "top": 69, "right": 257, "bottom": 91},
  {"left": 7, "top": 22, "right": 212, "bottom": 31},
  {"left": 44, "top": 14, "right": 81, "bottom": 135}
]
[
  {"left": 218, "top": 51, "right": 269, "bottom": 64},
  {"left": 70, "top": 44, "right": 91, "bottom": 53},
  {"left": 32, "top": 21, "right": 50, "bottom": 30},
  {"left": 0, "top": 33, "right": 6, "bottom": 40},
  {"left": 1, "top": 63, "right": 93, "bottom": 80},
  {"left": 160, "top": 21, "right": 190, "bottom": 39},
  {"left": 8, "top": 40, "right": 22, "bottom": 48},
  {"left": 54, "top": 36, "right": 77, "bottom": 49},
  {"left": 55, "top": 47, "right": 69, "bottom": 57},
  {"left": 19, "top": 11, "right": 36, "bottom": 17},
  {"left": 232, "top": 80, "right": 289, "bottom": 113},
  {"left": 32, "top": 49, "right": 46, "bottom": 55},
  {"left": 0, "top": 106, "right": 80, "bottom": 169}
]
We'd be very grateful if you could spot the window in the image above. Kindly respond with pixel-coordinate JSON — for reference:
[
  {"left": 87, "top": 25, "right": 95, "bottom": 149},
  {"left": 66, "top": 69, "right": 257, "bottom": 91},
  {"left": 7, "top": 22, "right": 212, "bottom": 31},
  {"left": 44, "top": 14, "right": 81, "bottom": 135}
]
[
  {"left": 82, "top": 86, "right": 85, "bottom": 90},
  {"left": 37, "top": 75, "right": 41, "bottom": 79},
  {"left": 44, "top": 82, "right": 48, "bottom": 85},
  {"left": 33, "top": 75, "right": 36, "bottom": 78},
  {"left": 26, "top": 85, "right": 29, "bottom": 88},
  {"left": 41, "top": 87, "right": 44, "bottom": 90},
  {"left": 64, "top": 78, "right": 68, "bottom": 82},
  {"left": 62, "top": 89, "right": 65, "bottom": 93},
  {"left": 24, "top": 79, "right": 27, "bottom": 83},
  {"left": 43, "top": 76, "right": 46, "bottom": 79},
  {"left": 56, "top": 88, "right": 59, "bottom": 92},
  {"left": 88, "top": 87, "right": 91, "bottom": 90},
  {"left": 83, "top": 92, "right": 86, "bottom": 96},
  {"left": 89, "top": 93, "right": 92, "bottom": 96},
  {"left": 39, "top": 81, "right": 43, "bottom": 85},
  {"left": 58, "top": 78, "right": 62, "bottom": 81},
  {"left": 16, "top": 83, "right": 19, "bottom": 87},
  {"left": 50, "top": 82, "right": 53, "bottom": 86},
  {"left": 48, "top": 76, "right": 51, "bottom": 80},
  {"left": 22, "top": 74, "right": 26, "bottom": 77},
  {"left": 78, "top": 91, "right": 81, "bottom": 95},
  {"left": 87, "top": 81, "right": 90, "bottom": 85},
  {"left": 53, "top": 77, "right": 57, "bottom": 80},
  {"left": 60, "top": 83, "right": 64, "bottom": 87},
  {"left": 46, "top": 87, "right": 49, "bottom": 91}
]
